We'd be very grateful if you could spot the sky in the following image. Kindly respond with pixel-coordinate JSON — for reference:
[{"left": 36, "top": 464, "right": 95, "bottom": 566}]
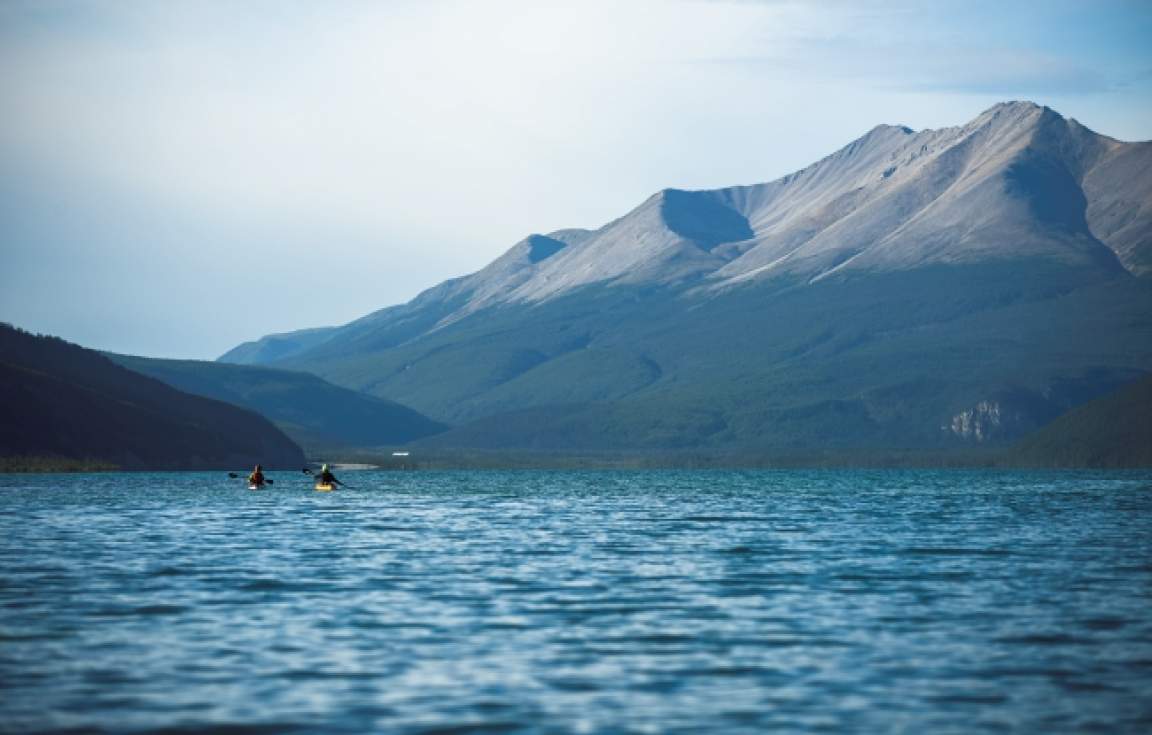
[{"left": 2, "top": 0, "right": 1151, "bottom": 359}]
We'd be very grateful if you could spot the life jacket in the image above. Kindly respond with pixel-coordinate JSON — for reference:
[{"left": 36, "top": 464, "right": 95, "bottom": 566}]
[{"left": 249, "top": 471, "right": 265, "bottom": 486}]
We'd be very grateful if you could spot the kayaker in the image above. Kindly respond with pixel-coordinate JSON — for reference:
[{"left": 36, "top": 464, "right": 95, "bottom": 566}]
[
  {"left": 318, "top": 464, "right": 339, "bottom": 486},
  {"left": 248, "top": 464, "right": 266, "bottom": 488}
]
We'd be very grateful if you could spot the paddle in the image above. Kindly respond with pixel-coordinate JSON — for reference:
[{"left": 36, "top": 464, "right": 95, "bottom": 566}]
[{"left": 228, "top": 472, "right": 273, "bottom": 485}]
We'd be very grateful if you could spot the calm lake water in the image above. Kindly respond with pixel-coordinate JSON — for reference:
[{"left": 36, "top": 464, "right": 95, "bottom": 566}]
[{"left": 1, "top": 470, "right": 1151, "bottom": 734}]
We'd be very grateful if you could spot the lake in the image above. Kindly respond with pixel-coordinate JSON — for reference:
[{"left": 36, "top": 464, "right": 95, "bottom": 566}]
[{"left": 2, "top": 470, "right": 1151, "bottom": 733}]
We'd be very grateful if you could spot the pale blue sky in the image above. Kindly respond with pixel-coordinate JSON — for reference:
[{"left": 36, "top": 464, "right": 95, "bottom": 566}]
[{"left": 2, "top": 0, "right": 1150, "bottom": 358}]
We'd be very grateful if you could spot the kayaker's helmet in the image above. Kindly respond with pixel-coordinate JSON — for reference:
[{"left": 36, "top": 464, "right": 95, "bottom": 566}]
[{"left": 255, "top": 464, "right": 262, "bottom": 471}]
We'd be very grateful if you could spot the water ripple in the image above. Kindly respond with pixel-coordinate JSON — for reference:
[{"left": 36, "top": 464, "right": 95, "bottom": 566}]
[{"left": 1, "top": 469, "right": 1151, "bottom": 733}]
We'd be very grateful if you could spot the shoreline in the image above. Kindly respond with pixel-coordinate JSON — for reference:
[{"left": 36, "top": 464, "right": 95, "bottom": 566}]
[{"left": 6, "top": 449, "right": 1149, "bottom": 473}]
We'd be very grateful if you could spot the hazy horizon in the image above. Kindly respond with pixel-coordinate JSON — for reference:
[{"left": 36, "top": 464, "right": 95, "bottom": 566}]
[{"left": 3, "top": 0, "right": 1151, "bottom": 359}]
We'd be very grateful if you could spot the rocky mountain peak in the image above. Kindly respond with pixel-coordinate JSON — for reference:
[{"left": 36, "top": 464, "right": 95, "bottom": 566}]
[
  {"left": 411, "top": 101, "right": 1144, "bottom": 324},
  {"left": 221, "top": 102, "right": 1151, "bottom": 368}
]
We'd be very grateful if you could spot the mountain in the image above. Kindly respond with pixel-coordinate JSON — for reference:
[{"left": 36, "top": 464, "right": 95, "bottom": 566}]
[
  {"left": 220, "top": 326, "right": 340, "bottom": 366},
  {"left": 1009, "top": 372, "right": 1152, "bottom": 468},
  {"left": 220, "top": 102, "right": 1152, "bottom": 453},
  {"left": 108, "top": 354, "right": 447, "bottom": 450},
  {"left": 0, "top": 324, "right": 305, "bottom": 470}
]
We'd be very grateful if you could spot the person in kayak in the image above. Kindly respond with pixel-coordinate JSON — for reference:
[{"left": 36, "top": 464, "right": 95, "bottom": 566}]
[
  {"left": 248, "top": 464, "right": 266, "bottom": 488},
  {"left": 318, "top": 464, "right": 340, "bottom": 487}
]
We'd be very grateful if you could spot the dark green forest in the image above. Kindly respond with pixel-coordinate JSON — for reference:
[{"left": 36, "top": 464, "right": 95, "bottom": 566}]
[{"left": 0, "top": 324, "right": 304, "bottom": 470}]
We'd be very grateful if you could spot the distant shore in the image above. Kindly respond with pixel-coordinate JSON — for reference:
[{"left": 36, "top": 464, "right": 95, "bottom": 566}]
[
  {"left": 307, "top": 447, "right": 1149, "bottom": 471},
  {"left": 0, "top": 456, "right": 121, "bottom": 473},
  {"left": 5, "top": 448, "right": 1149, "bottom": 473}
]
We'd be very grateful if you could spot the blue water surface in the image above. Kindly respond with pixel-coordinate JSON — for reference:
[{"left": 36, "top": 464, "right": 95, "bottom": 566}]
[{"left": 1, "top": 469, "right": 1151, "bottom": 734}]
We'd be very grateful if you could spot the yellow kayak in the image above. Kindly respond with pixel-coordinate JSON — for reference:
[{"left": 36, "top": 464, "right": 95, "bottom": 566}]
[{"left": 314, "top": 483, "right": 335, "bottom": 492}]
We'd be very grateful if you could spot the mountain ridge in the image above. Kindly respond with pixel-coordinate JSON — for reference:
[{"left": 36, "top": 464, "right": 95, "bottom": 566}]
[
  {"left": 108, "top": 354, "right": 448, "bottom": 451},
  {"left": 221, "top": 101, "right": 1149, "bottom": 367},
  {"left": 1, "top": 324, "right": 305, "bottom": 469},
  {"left": 218, "top": 102, "right": 1152, "bottom": 453}
]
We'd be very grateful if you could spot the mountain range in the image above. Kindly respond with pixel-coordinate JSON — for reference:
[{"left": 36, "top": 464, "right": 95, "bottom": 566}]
[
  {"left": 0, "top": 324, "right": 304, "bottom": 470},
  {"left": 220, "top": 102, "right": 1152, "bottom": 453},
  {"left": 108, "top": 354, "right": 446, "bottom": 451}
]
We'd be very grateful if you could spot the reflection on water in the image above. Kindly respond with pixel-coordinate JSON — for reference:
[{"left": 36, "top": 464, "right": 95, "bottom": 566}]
[{"left": 1, "top": 470, "right": 1151, "bottom": 733}]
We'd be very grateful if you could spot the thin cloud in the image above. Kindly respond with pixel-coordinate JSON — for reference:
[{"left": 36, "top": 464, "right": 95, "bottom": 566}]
[
  {"left": 893, "top": 51, "right": 1111, "bottom": 96},
  {"left": 687, "top": 2, "right": 1128, "bottom": 97}
]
